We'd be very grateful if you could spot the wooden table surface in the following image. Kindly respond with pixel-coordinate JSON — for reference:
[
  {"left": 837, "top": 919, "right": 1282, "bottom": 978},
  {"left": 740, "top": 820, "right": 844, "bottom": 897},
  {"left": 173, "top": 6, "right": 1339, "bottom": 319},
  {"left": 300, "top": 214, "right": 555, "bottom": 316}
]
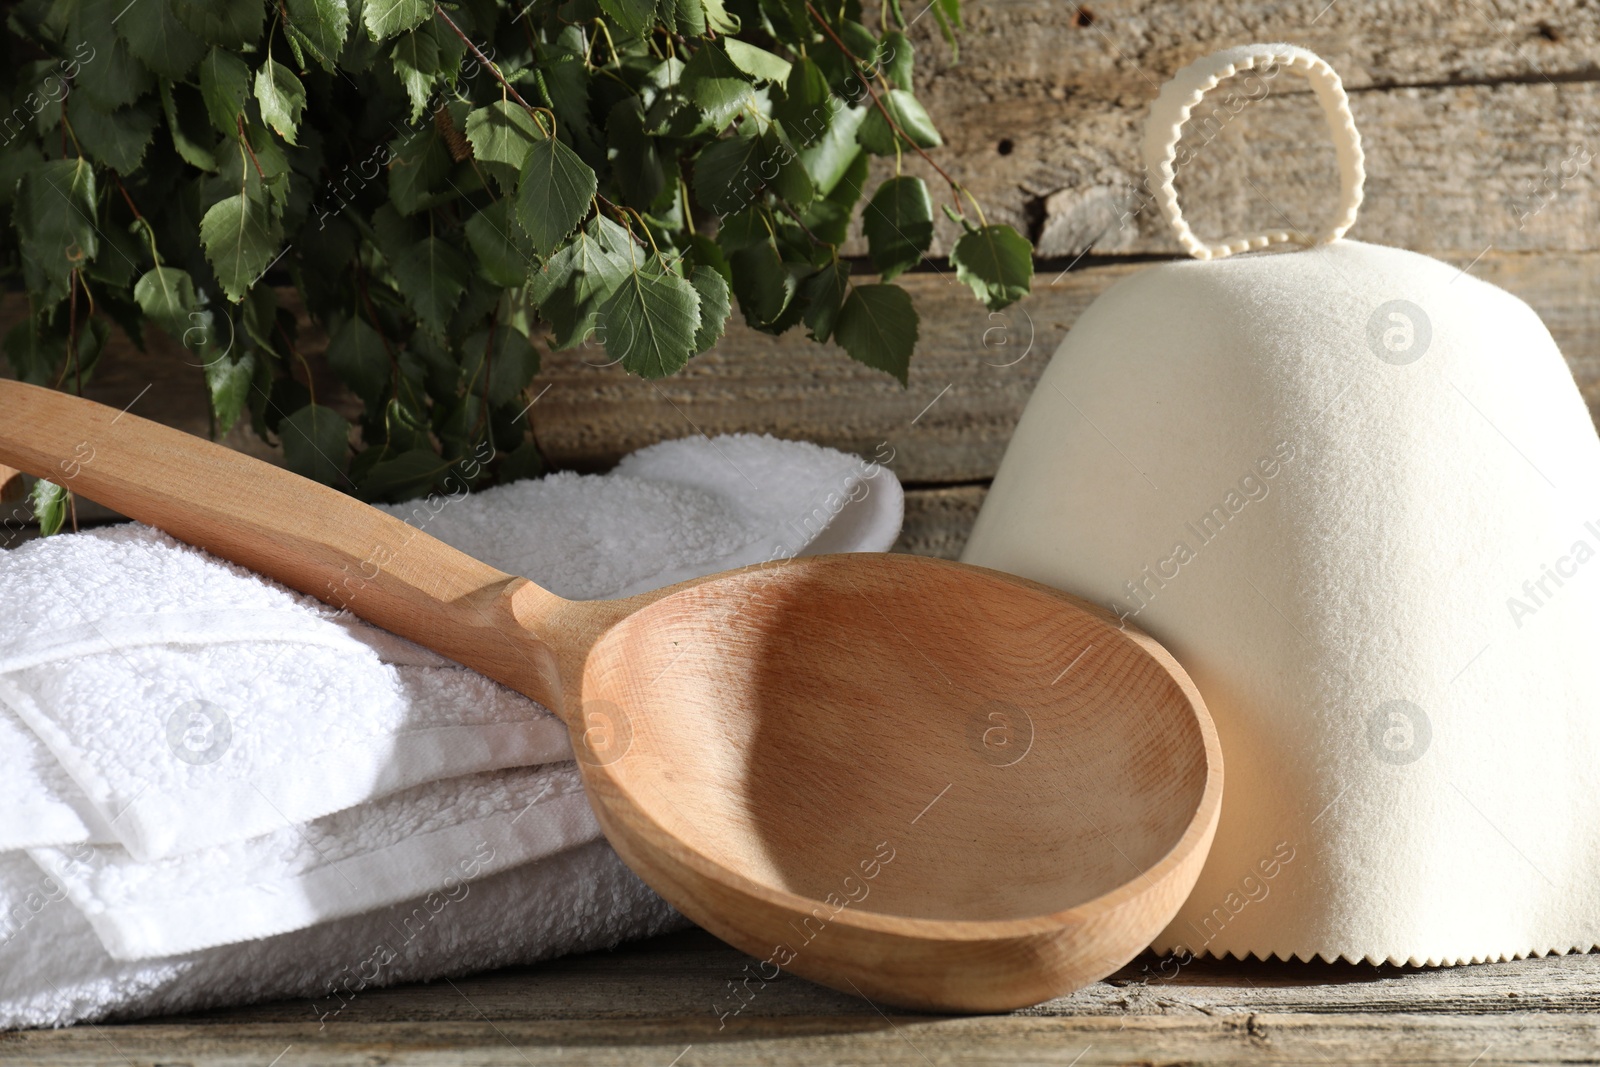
[{"left": 5, "top": 929, "right": 1597, "bottom": 1065}]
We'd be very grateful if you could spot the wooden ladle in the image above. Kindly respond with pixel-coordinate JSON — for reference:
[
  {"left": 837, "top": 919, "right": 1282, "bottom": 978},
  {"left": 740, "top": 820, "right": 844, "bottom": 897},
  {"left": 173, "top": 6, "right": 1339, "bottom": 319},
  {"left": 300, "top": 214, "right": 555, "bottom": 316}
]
[{"left": 0, "top": 380, "right": 1220, "bottom": 1012}]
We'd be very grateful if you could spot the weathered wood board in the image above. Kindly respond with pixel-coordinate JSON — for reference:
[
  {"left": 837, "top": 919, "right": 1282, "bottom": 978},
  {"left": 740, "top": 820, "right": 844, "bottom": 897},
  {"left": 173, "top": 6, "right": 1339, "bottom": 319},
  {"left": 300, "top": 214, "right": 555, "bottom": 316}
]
[
  {"left": 4, "top": 929, "right": 1597, "bottom": 1065},
  {"left": 896, "top": 0, "right": 1600, "bottom": 257}
]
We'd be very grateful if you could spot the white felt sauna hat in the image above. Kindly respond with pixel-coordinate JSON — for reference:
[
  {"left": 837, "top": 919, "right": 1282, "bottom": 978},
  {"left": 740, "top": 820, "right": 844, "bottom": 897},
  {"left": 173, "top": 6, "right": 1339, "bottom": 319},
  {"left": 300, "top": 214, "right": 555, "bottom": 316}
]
[{"left": 964, "top": 43, "right": 1600, "bottom": 965}]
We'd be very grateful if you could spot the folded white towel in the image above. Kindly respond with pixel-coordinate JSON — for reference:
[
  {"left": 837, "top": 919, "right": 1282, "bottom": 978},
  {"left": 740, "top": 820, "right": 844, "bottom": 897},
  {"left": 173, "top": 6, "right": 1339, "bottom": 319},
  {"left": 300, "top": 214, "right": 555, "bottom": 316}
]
[
  {"left": 0, "top": 433, "right": 901, "bottom": 1028},
  {"left": 0, "top": 571, "right": 569, "bottom": 862},
  {"left": 0, "top": 842, "right": 683, "bottom": 1031},
  {"left": 31, "top": 764, "right": 596, "bottom": 960}
]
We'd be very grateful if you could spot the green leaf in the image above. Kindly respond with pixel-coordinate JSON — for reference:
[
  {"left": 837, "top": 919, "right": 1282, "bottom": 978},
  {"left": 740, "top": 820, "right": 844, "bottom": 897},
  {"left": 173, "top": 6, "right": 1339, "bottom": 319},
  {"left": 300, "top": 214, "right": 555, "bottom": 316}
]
[
  {"left": 16, "top": 159, "right": 98, "bottom": 305},
  {"left": 206, "top": 351, "right": 256, "bottom": 435},
  {"left": 800, "top": 259, "right": 850, "bottom": 342},
  {"left": 0, "top": 148, "right": 40, "bottom": 211},
  {"left": 219, "top": 116, "right": 293, "bottom": 210},
  {"left": 115, "top": 0, "right": 207, "bottom": 80},
  {"left": 857, "top": 90, "right": 942, "bottom": 155},
  {"left": 161, "top": 81, "right": 219, "bottom": 171},
  {"left": 692, "top": 131, "right": 764, "bottom": 215},
  {"left": 774, "top": 57, "right": 854, "bottom": 160},
  {"left": 598, "top": 269, "right": 700, "bottom": 379},
  {"left": 950, "top": 224, "right": 1033, "bottom": 310},
  {"left": 286, "top": 0, "right": 350, "bottom": 68},
  {"left": 774, "top": 56, "right": 830, "bottom": 139},
  {"left": 85, "top": 225, "right": 138, "bottom": 291},
  {"left": 490, "top": 329, "right": 542, "bottom": 405},
  {"left": 0, "top": 311, "right": 106, "bottom": 388},
  {"left": 200, "top": 48, "right": 251, "bottom": 133},
  {"left": 30, "top": 479, "right": 68, "bottom": 537},
  {"left": 761, "top": 126, "right": 814, "bottom": 206},
  {"left": 723, "top": 38, "right": 792, "bottom": 83},
  {"left": 882, "top": 31, "right": 913, "bottom": 89},
  {"left": 392, "top": 236, "right": 471, "bottom": 331},
  {"left": 689, "top": 265, "right": 730, "bottom": 353},
  {"left": 465, "top": 101, "right": 542, "bottom": 191},
  {"left": 607, "top": 97, "right": 665, "bottom": 209},
  {"left": 540, "top": 52, "right": 598, "bottom": 150},
  {"left": 862, "top": 176, "right": 932, "bottom": 281},
  {"left": 838, "top": 20, "right": 880, "bottom": 64},
  {"left": 133, "top": 267, "right": 198, "bottom": 336},
  {"left": 700, "top": 0, "right": 739, "bottom": 33},
  {"left": 363, "top": 0, "right": 430, "bottom": 40},
  {"left": 729, "top": 240, "right": 794, "bottom": 327},
  {"left": 827, "top": 146, "right": 868, "bottom": 208},
  {"left": 254, "top": 59, "right": 307, "bottom": 145},
  {"left": 66, "top": 97, "right": 158, "bottom": 173},
  {"left": 685, "top": 232, "right": 730, "bottom": 285},
  {"left": 172, "top": 0, "right": 265, "bottom": 48},
  {"left": 529, "top": 216, "right": 634, "bottom": 348},
  {"left": 461, "top": 324, "right": 541, "bottom": 404},
  {"left": 4, "top": 318, "right": 60, "bottom": 386},
  {"left": 388, "top": 126, "right": 453, "bottom": 215},
  {"left": 514, "top": 133, "right": 597, "bottom": 256},
  {"left": 73, "top": 0, "right": 154, "bottom": 109},
  {"left": 241, "top": 285, "right": 283, "bottom": 351},
  {"left": 359, "top": 448, "right": 448, "bottom": 502},
  {"left": 497, "top": 439, "right": 544, "bottom": 483},
  {"left": 597, "top": 0, "right": 657, "bottom": 38},
  {"left": 326, "top": 314, "right": 391, "bottom": 408},
  {"left": 199, "top": 193, "right": 284, "bottom": 303},
  {"left": 279, "top": 403, "right": 350, "bottom": 486},
  {"left": 464, "top": 199, "right": 533, "bottom": 287},
  {"left": 795, "top": 106, "right": 865, "bottom": 202},
  {"left": 389, "top": 27, "right": 441, "bottom": 123},
  {"left": 835, "top": 283, "right": 916, "bottom": 384},
  {"left": 681, "top": 42, "right": 756, "bottom": 131},
  {"left": 340, "top": 0, "right": 383, "bottom": 69},
  {"left": 769, "top": 0, "right": 807, "bottom": 37},
  {"left": 672, "top": 0, "right": 705, "bottom": 37},
  {"left": 931, "top": 0, "right": 960, "bottom": 56},
  {"left": 73, "top": 318, "right": 112, "bottom": 385},
  {"left": 387, "top": 29, "right": 438, "bottom": 123}
]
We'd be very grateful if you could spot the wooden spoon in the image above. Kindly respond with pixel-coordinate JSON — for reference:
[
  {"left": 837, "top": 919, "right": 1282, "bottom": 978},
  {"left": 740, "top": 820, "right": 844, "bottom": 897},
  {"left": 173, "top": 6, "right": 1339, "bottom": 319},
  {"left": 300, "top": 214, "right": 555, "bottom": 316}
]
[{"left": 0, "top": 380, "right": 1220, "bottom": 1012}]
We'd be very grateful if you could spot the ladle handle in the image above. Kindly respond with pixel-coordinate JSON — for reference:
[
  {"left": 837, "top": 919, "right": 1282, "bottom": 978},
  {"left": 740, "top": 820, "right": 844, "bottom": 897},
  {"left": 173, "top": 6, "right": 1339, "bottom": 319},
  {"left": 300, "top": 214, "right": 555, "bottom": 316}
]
[{"left": 0, "top": 380, "right": 567, "bottom": 709}]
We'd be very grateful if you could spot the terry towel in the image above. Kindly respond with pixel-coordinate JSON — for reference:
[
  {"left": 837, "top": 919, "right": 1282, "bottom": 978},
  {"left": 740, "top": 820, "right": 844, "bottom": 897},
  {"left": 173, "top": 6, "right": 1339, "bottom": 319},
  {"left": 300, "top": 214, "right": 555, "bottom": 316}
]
[{"left": 0, "top": 433, "right": 902, "bottom": 1028}]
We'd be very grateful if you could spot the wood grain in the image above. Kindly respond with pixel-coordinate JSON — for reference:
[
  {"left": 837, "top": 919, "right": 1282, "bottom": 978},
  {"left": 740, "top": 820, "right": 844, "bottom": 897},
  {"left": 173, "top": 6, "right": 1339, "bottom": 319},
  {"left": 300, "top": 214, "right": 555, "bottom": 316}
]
[{"left": 4, "top": 930, "right": 1597, "bottom": 1065}]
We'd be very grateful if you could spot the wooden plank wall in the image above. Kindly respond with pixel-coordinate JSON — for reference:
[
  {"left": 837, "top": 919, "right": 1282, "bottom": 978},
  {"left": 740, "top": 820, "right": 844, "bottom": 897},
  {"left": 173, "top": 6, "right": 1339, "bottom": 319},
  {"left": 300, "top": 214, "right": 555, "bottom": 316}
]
[{"left": 12, "top": 1, "right": 1599, "bottom": 560}]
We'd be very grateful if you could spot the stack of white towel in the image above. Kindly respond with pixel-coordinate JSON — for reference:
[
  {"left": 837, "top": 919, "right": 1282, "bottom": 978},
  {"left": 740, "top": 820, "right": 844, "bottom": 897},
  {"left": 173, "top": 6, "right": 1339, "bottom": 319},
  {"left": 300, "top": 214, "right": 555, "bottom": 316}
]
[{"left": 0, "top": 434, "right": 902, "bottom": 1028}]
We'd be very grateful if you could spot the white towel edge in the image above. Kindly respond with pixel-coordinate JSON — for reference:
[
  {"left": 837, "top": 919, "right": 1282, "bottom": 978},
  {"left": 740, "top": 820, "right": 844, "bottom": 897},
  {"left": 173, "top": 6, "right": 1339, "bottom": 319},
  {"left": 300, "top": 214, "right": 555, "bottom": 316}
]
[
  {"left": 113, "top": 718, "right": 575, "bottom": 862},
  {"left": 36, "top": 791, "right": 602, "bottom": 961}
]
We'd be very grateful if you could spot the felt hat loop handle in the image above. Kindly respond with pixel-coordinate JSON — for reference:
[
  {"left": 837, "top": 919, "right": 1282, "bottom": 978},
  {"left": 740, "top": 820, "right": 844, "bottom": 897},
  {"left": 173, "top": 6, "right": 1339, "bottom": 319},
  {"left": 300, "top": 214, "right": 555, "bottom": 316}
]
[{"left": 1142, "top": 43, "right": 1366, "bottom": 261}]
